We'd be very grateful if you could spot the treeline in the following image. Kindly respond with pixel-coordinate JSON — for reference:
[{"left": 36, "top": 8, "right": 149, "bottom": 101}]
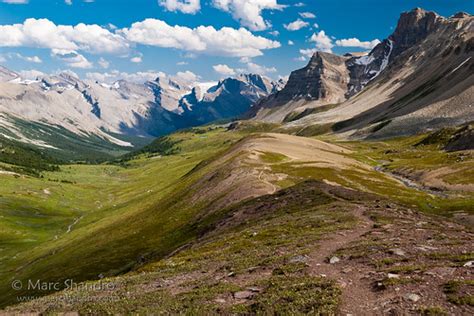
[
  {"left": 113, "top": 136, "right": 182, "bottom": 163},
  {"left": 0, "top": 137, "right": 61, "bottom": 176}
]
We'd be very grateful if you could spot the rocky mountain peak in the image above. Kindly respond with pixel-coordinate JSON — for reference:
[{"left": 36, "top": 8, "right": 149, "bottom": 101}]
[
  {"left": 305, "top": 52, "right": 343, "bottom": 71},
  {"left": 250, "top": 7, "right": 472, "bottom": 123},
  {"left": 249, "top": 51, "right": 350, "bottom": 118},
  {"left": 0, "top": 66, "right": 19, "bottom": 82},
  {"left": 389, "top": 8, "right": 444, "bottom": 58},
  {"left": 451, "top": 12, "right": 471, "bottom": 19}
]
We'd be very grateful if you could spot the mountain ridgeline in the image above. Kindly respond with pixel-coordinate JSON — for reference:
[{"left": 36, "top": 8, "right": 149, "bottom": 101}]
[
  {"left": 0, "top": 8, "right": 472, "bottom": 158},
  {"left": 0, "top": 69, "right": 284, "bottom": 158},
  {"left": 251, "top": 8, "right": 473, "bottom": 140}
]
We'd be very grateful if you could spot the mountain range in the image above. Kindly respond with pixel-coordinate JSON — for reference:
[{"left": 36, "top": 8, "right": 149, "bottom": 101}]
[
  {"left": 0, "top": 7, "right": 473, "bottom": 314},
  {"left": 0, "top": 8, "right": 472, "bottom": 159},
  {"left": 0, "top": 68, "right": 284, "bottom": 158},
  {"left": 251, "top": 8, "right": 473, "bottom": 139}
]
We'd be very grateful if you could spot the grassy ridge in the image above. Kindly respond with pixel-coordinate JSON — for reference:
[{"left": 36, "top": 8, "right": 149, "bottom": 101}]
[
  {"left": 0, "top": 124, "right": 472, "bottom": 309},
  {"left": 5, "top": 181, "right": 362, "bottom": 314},
  {"left": 0, "top": 127, "right": 244, "bottom": 307}
]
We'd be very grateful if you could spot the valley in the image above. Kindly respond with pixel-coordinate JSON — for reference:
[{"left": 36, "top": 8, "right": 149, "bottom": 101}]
[
  {"left": 0, "top": 123, "right": 472, "bottom": 313},
  {"left": 0, "top": 4, "right": 472, "bottom": 314}
]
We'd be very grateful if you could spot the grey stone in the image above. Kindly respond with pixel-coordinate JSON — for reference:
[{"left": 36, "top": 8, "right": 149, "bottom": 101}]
[
  {"left": 406, "top": 293, "right": 421, "bottom": 302},
  {"left": 234, "top": 291, "right": 254, "bottom": 299}
]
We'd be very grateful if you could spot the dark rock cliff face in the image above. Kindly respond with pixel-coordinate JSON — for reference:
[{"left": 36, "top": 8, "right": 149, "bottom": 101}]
[
  {"left": 444, "top": 125, "right": 474, "bottom": 152},
  {"left": 250, "top": 52, "right": 349, "bottom": 115},
  {"left": 389, "top": 8, "right": 445, "bottom": 60},
  {"left": 345, "top": 39, "right": 394, "bottom": 98},
  {"left": 286, "top": 52, "right": 348, "bottom": 101}
]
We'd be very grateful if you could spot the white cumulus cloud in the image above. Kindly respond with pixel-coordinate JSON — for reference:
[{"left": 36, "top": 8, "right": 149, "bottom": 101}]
[
  {"left": 213, "top": 64, "right": 236, "bottom": 76},
  {"left": 0, "top": 18, "right": 129, "bottom": 54},
  {"left": 299, "top": 48, "right": 317, "bottom": 58},
  {"left": 86, "top": 70, "right": 165, "bottom": 83},
  {"left": 309, "top": 30, "right": 333, "bottom": 53},
  {"left": 18, "top": 69, "right": 45, "bottom": 80},
  {"left": 51, "top": 49, "right": 93, "bottom": 69},
  {"left": 245, "top": 62, "right": 276, "bottom": 75},
  {"left": 284, "top": 19, "right": 309, "bottom": 31},
  {"left": 212, "top": 0, "right": 285, "bottom": 31},
  {"left": 2, "top": 0, "right": 28, "bottom": 4},
  {"left": 158, "top": 0, "right": 201, "bottom": 14},
  {"left": 335, "top": 38, "right": 381, "bottom": 49},
  {"left": 299, "top": 12, "right": 315, "bottom": 19},
  {"left": 130, "top": 55, "right": 142, "bottom": 63},
  {"left": 98, "top": 57, "right": 109, "bottom": 68},
  {"left": 21, "top": 55, "right": 42, "bottom": 63},
  {"left": 121, "top": 19, "right": 280, "bottom": 57},
  {"left": 6, "top": 53, "right": 42, "bottom": 63},
  {"left": 176, "top": 70, "right": 199, "bottom": 82}
]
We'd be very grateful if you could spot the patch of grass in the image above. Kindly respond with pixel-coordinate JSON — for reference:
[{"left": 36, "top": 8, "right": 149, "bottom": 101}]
[
  {"left": 259, "top": 151, "right": 288, "bottom": 164},
  {"left": 228, "top": 121, "right": 281, "bottom": 133},
  {"left": 380, "top": 276, "right": 418, "bottom": 287},
  {"left": 242, "top": 276, "right": 341, "bottom": 315},
  {"left": 116, "top": 135, "right": 182, "bottom": 162},
  {"left": 339, "top": 134, "right": 474, "bottom": 215},
  {"left": 5, "top": 181, "right": 361, "bottom": 312},
  {"left": 283, "top": 104, "right": 339, "bottom": 123},
  {"left": 443, "top": 280, "right": 474, "bottom": 306},
  {"left": 427, "top": 252, "right": 474, "bottom": 264},
  {"left": 0, "top": 127, "right": 245, "bottom": 307},
  {"left": 418, "top": 306, "right": 448, "bottom": 315},
  {"left": 373, "top": 258, "right": 399, "bottom": 268},
  {"left": 296, "top": 124, "right": 333, "bottom": 137}
]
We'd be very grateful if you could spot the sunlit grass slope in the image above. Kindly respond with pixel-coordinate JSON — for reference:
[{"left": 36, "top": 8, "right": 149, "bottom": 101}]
[{"left": 1, "top": 122, "right": 472, "bottom": 308}]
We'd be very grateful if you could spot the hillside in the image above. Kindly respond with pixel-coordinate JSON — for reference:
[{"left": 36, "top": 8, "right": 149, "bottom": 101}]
[{"left": 0, "top": 124, "right": 472, "bottom": 313}]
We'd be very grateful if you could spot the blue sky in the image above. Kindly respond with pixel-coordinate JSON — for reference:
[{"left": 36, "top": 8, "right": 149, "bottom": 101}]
[{"left": 0, "top": 0, "right": 472, "bottom": 83}]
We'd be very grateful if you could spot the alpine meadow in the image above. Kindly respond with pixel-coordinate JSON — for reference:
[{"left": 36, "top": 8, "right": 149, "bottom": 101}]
[{"left": 0, "top": 0, "right": 473, "bottom": 314}]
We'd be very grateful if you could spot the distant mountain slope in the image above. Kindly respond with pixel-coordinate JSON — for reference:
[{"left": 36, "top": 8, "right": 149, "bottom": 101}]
[
  {"left": 248, "top": 52, "right": 350, "bottom": 122},
  {"left": 180, "top": 74, "right": 279, "bottom": 124},
  {"left": 251, "top": 8, "right": 474, "bottom": 139},
  {"left": 0, "top": 70, "right": 282, "bottom": 157},
  {"left": 0, "top": 66, "right": 19, "bottom": 82},
  {"left": 330, "top": 9, "right": 474, "bottom": 139}
]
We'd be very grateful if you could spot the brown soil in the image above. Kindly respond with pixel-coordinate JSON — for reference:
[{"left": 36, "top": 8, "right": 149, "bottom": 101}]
[{"left": 308, "top": 202, "right": 473, "bottom": 315}]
